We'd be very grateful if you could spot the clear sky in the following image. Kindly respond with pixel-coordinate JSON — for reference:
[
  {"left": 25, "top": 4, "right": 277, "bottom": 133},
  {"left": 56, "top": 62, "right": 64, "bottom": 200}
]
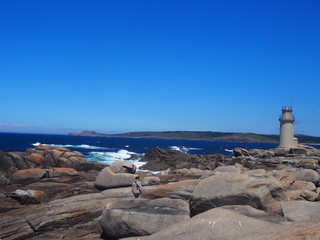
[{"left": 1, "top": 0, "right": 319, "bottom": 136}]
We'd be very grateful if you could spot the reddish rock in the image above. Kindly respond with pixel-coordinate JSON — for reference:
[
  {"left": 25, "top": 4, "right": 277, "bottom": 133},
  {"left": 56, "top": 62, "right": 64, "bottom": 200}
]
[
  {"left": 49, "top": 168, "right": 78, "bottom": 177},
  {"left": 29, "top": 153, "right": 45, "bottom": 164},
  {"left": 36, "top": 145, "right": 69, "bottom": 152},
  {"left": 9, "top": 189, "right": 48, "bottom": 204},
  {"left": 10, "top": 168, "right": 48, "bottom": 184}
]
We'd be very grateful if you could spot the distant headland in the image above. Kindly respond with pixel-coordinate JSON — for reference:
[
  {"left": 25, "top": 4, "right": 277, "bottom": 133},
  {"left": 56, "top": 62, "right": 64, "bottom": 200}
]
[{"left": 69, "top": 130, "right": 320, "bottom": 144}]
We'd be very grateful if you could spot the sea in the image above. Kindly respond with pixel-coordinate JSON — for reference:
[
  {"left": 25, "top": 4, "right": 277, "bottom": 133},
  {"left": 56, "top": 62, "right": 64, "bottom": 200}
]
[{"left": 1, "top": 132, "right": 319, "bottom": 170}]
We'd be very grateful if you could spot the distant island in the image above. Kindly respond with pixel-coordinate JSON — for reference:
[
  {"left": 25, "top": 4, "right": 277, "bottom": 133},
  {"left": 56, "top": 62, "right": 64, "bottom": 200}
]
[{"left": 69, "top": 130, "right": 320, "bottom": 144}]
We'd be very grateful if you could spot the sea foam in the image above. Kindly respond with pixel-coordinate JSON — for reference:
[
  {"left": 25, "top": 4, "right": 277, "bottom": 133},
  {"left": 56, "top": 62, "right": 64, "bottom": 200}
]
[
  {"left": 86, "top": 149, "right": 145, "bottom": 169},
  {"left": 169, "top": 146, "right": 203, "bottom": 154}
]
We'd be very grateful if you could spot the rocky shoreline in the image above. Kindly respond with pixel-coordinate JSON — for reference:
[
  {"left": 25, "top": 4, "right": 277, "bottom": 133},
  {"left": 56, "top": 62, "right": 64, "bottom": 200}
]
[{"left": 1, "top": 144, "right": 320, "bottom": 239}]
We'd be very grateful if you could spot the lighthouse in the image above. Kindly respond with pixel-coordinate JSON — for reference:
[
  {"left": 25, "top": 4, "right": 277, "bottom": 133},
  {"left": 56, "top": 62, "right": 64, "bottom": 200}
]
[{"left": 278, "top": 106, "right": 298, "bottom": 148}]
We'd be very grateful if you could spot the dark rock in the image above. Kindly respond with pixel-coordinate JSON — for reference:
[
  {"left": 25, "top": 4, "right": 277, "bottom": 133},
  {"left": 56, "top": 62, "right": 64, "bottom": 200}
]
[
  {"left": 0, "top": 150, "right": 16, "bottom": 177},
  {"left": 290, "top": 148, "right": 308, "bottom": 155},
  {"left": 7, "top": 152, "right": 29, "bottom": 170},
  {"left": 75, "top": 161, "right": 108, "bottom": 172},
  {"left": 0, "top": 175, "right": 10, "bottom": 187},
  {"left": 249, "top": 149, "right": 275, "bottom": 158},
  {"left": 141, "top": 147, "right": 188, "bottom": 171},
  {"left": 0, "top": 195, "right": 23, "bottom": 213},
  {"left": 233, "top": 147, "right": 249, "bottom": 157},
  {"left": 141, "top": 147, "right": 224, "bottom": 171},
  {"left": 241, "top": 156, "right": 282, "bottom": 170},
  {"left": 0, "top": 192, "right": 132, "bottom": 240},
  {"left": 274, "top": 148, "right": 291, "bottom": 156}
]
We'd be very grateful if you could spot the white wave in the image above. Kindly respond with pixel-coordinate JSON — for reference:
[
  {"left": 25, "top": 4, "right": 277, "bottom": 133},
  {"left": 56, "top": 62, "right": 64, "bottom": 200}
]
[
  {"left": 31, "top": 142, "right": 110, "bottom": 150},
  {"left": 125, "top": 145, "right": 129, "bottom": 148},
  {"left": 224, "top": 149, "right": 233, "bottom": 153},
  {"left": 86, "top": 149, "right": 145, "bottom": 169},
  {"left": 170, "top": 146, "right": 183, "bottom": 151},
  {"left": 189, "top": 147, "right": 203, "bottom": 150},
  {"left": 169, "top": 146, "right": 203, "bottom": 154}
]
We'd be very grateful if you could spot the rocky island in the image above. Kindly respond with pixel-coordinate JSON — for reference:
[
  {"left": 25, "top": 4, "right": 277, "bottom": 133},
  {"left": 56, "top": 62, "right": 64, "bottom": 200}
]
[
  {"left": 69, "top": 130, "right": 320, "bottom": 144},
  {"left": 1, "top": 144, "right": 320, "bottom": 239}
]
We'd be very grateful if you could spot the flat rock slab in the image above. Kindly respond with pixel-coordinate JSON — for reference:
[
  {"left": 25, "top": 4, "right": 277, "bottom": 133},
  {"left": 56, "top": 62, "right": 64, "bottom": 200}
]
[
  {"left": 190, "top": 172, "right": 284, "bottom": 215},
  {"left": 0, "top": 192, "right": 131, "bottom": 240},
  {"left": 120, "top": 205, "right": 285, "bottom": 240},
  {"left": 100, "top": 197, "right": 190, "bottom": 239},
  {"left": 277, "top": 201, "right": 320, "bottom": 222}
]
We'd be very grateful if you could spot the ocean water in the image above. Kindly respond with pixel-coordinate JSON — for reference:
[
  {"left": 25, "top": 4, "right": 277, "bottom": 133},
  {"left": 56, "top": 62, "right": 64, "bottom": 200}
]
[{"left": 1, "top": 132, "right": 317, "bottom": 170}]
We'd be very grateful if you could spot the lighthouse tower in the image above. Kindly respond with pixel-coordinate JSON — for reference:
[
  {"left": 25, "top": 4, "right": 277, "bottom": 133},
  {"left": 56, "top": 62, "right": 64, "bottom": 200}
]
[{"left": 278, "top": 106, "right": 298, "bottom": 148}]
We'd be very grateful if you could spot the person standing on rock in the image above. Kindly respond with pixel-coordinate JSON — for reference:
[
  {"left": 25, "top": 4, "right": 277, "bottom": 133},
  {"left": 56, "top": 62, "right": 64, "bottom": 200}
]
[{"left": 132, "top": 175, "right": 142, "bottom": 198}]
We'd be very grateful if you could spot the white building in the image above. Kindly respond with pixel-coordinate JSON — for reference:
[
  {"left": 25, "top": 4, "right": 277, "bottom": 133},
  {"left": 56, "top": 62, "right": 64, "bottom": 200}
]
[{"left": 278, "top": 106, "right": 298, "bottom": 148}]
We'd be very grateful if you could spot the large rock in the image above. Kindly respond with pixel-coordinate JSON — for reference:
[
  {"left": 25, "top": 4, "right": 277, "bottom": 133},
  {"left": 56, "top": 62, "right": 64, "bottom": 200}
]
[
  {"left": 233, "top": 147, "right": 249, "bottom": 157},
  {"left": 110, "top": 161, "right": 136, "bottom": 174},
  {"left": 0, "top": 195, "right": 23, "bottom": 213},
  {"left": 100, "top": 198, "right": 190, "bottom": 239},
  {"left": 297, "top": 159, "right": 318, "bottom": 169},
  {"left": 0, "top": 150, "right": 17, "bottom": 177},
  {"left": 0, "top": 175, "right": 10, "bottom": 187},
  {"left": 273, "top": 201, "right": 320, "bottom": 222},
  {"left": 10, "top": 168, "right": 48, "bottom": 184},
  {"left": 9, "top": 189, "right": 48, "bottom": 204},
  {"left": 141, "top": 147, "right": 188, "bottom": 171},
  {"left": 0, "top": 191, "right": 132, "bottom": 240},
  {"left": 1, "top": 145, "right": 101, "bottom": 179},
  {"left": 121, "top": 205, "right": 285, "bottom": 240},
  {"left": 248, "top": 149, "right": 275, "bottom": 158},
  {"left": 25, "top": 153, "right": 45, "bottom": 165},
  {"left": 141, "top": 176, "right": 160, "bottom": 186},
  {"left": 290, "top": 180, "right": 316, "bottom": 191},
  {"left": 94, "top": 167, "right": 136, "bottom": 190},
  {"left": 141, "top": 147, "right": 225, "bottom": 171},
  {"left": 293, "top": 169, "right": 320, "bottom": 184},
  {"left": 7, "top": 152, "right": 29, "bottom": 170},
  {"left": 190, "top": 172, "right": 284, "bottom": 215},
  {"left": 284, "top": 190, "right": 318, "bottom": 201},
  {"left": 240, "top": 156, "right": 282, "bottom": 170},
  {"left": 273, "top": 148, "right": 291, "bottom": 156}
]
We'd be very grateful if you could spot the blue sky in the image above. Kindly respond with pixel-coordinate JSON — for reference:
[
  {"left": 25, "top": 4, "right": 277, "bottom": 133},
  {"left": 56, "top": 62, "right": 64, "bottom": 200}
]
[{"left": 1, "top": 0, "right": 319, "bottom": 136}]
